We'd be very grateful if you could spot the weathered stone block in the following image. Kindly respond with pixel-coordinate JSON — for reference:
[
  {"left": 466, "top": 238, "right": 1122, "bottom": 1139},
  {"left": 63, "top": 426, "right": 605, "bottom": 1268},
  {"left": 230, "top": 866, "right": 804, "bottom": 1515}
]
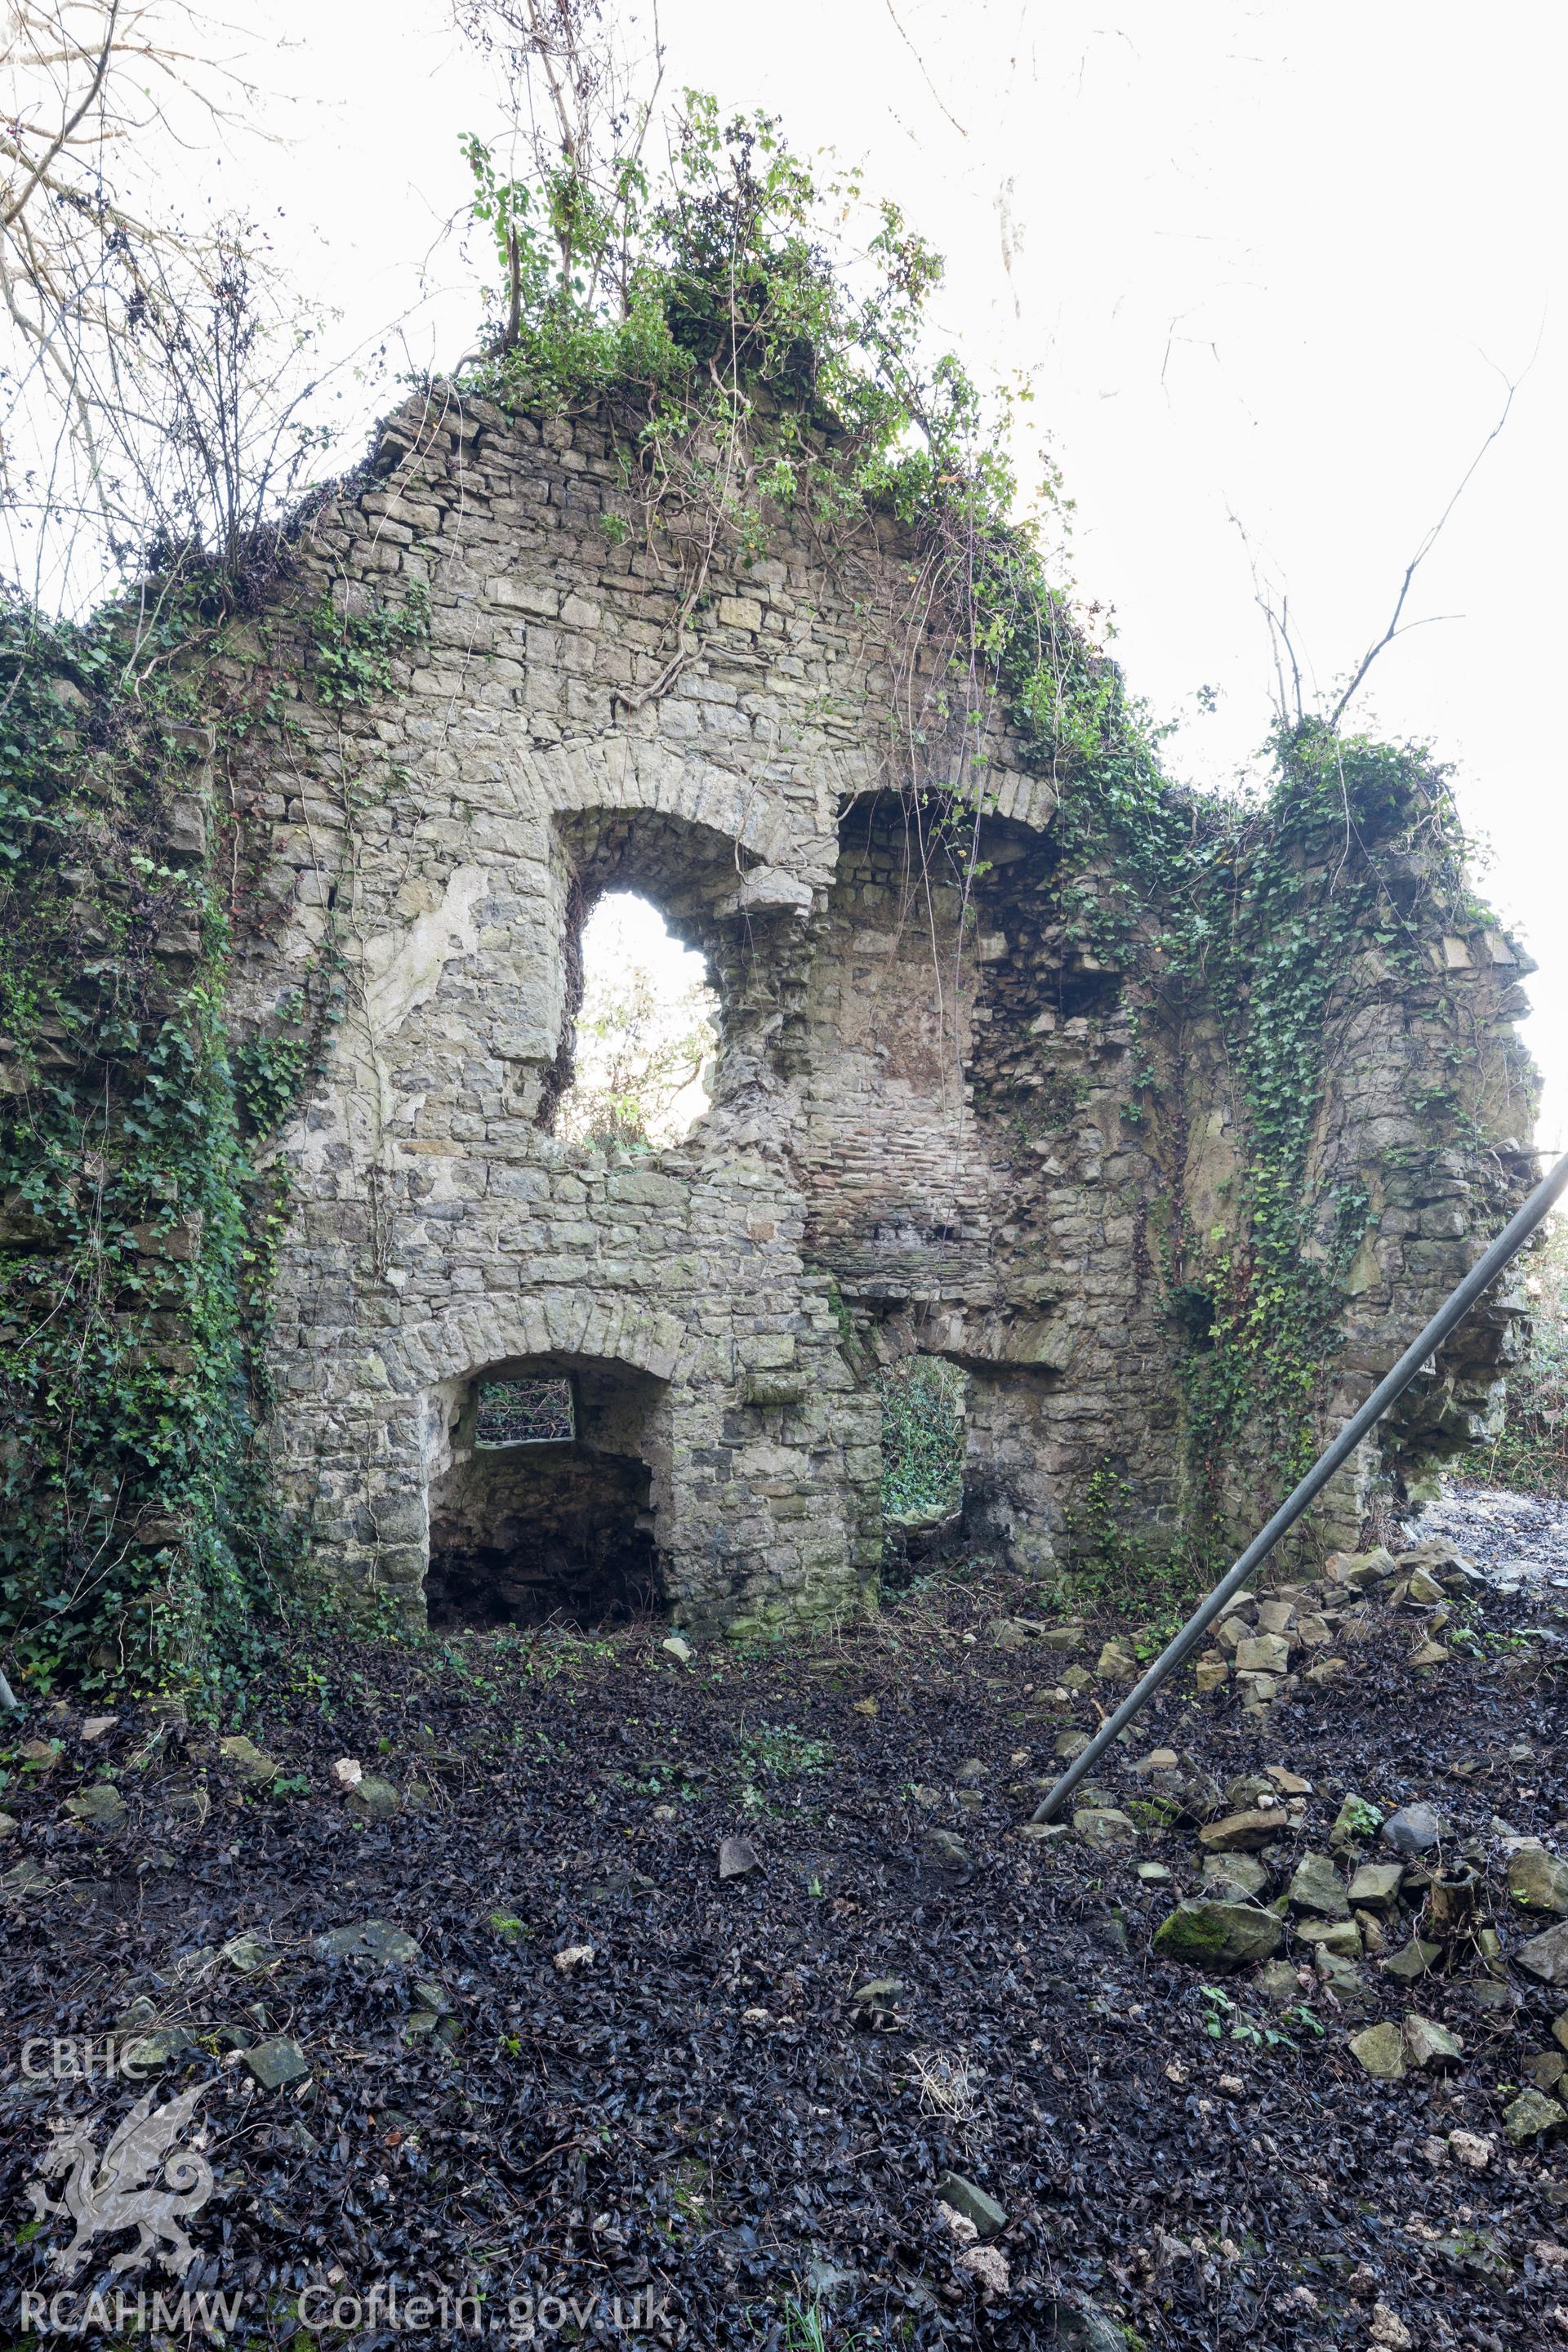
[
  {"left": 1153, "top": 1899, "right": 1282, "bottom": 1969},
  {"left": 488, "top": 576, "right": 559, "bottom": 615}
]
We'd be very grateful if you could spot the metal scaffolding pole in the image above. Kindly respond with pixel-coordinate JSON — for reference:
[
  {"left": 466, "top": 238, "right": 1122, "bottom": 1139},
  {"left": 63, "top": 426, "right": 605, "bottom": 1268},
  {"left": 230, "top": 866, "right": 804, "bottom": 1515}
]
[{"left": 1032, "top": 1147, "right": 1568, "bottom": 1824}]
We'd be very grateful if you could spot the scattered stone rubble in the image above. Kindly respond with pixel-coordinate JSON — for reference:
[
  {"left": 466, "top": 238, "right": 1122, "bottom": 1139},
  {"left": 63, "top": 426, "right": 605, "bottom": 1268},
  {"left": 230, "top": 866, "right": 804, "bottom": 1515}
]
[
  {"left": 9, "top": 1486, "right": 1568, "bottom": 2346},
  {"left": 1038, "top": 1526, "right": 1568, "bottom": 2156},
  {"left": 1188, "top": 1534, "right": 1482, "bottom": 1712}
]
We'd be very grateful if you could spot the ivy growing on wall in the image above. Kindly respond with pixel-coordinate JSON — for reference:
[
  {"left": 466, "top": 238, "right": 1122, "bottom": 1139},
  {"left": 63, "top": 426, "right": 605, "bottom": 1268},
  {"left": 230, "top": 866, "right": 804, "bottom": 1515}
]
[
  {"left": 448, "top": 94, "right": 1528, "bottom": 1558},
  {"left": 0, "top": 94, "right": 1529, "bottom": 1691},
  {"left": 310, "top": 582, "right": 431, "bottom": 707},
  {"left": 970, "top": 531, "right": 1508, "bottom": 1541},
  {"left": 0, "top": 562, "right": 421, "bottom": 1697},
  {"left": 0, "top": 592, "right": 256, "bottom": 1694}
]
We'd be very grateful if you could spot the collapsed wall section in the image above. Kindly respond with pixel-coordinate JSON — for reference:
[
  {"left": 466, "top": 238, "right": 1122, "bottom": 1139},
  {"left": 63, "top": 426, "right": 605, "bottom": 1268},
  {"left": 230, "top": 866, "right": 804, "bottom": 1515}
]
[{"left": 798, "top": 795, "right": 1179, "bottom": 1577}]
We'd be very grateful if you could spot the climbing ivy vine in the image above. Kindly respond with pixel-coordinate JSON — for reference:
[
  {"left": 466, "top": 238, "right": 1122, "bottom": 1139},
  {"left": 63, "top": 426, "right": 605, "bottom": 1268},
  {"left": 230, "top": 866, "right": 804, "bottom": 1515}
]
[
  {"left": 0, "top": 560, "right": 413, "bottom": 1698},
  {"left": 310, "top": 583, "right": 431, "bottom": 708},
  {"left": 0, "top": 93, "right": 1524, "bottom": 1692}
]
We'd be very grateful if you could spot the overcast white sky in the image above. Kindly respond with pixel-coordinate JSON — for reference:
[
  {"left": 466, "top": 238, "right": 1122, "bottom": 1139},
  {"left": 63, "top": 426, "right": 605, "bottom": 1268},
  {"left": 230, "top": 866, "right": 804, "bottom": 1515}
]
[{"left": 238, "top": 0, "right": 1566, "bottom": 1148}]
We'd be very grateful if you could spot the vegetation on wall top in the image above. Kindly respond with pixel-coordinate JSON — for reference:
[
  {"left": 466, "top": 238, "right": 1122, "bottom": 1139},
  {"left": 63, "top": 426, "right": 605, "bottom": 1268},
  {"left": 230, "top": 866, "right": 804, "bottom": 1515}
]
[
  {"left": 450, "top": 91, "right": 1530, "bottom": 1549},
  {"left": 0, "top": 84, "right": 1533, "bottom": 1694}
]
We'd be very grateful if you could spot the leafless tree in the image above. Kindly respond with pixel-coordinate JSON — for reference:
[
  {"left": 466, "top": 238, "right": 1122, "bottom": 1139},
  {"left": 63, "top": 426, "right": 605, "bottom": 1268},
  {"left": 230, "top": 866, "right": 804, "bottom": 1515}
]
[
  {"left": 0, "top": 2, "right": 332, "bottom": 608},
  {"left": 1325, "top": 373, "right": 1521, "bottom": 730},
  {"left": 1235, "top": 368, "right": 1527, "bottom": 742},
  {"left": 452, "top": 0, "right": 666, "bottom": 189}
]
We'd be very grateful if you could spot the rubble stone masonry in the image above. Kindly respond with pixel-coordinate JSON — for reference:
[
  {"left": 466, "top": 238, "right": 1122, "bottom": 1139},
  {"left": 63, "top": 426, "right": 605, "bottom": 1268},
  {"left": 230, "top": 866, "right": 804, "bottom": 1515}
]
[{"left": 221, "top": 391, "right": 1537, "bottom": 1631}]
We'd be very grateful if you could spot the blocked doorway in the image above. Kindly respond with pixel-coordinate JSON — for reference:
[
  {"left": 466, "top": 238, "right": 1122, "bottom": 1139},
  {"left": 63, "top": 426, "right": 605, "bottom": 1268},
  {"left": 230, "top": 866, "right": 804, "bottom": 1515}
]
[{"left": 425, "top": 1356, "right": 668, "bottom": 1628}]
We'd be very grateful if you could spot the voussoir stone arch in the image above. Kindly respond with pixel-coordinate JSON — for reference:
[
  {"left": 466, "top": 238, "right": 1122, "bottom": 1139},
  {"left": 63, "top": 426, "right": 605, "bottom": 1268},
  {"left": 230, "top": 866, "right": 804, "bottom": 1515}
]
[
  {"left": 835, "top": 768, "right": 1058, "bottom": 839},
  {"left": 384, "top": 1294, "right": 688, "bottom": 1396},
  {"left": 529, "top": 736, "right": 821, "bottom": 873}
]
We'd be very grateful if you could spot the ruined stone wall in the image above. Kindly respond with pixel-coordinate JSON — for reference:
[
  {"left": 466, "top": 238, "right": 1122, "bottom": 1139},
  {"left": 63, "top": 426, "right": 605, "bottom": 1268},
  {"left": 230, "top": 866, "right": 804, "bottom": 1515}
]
[
  {"left": 231, "top": 390, "right": 1049, "bottom": 1632},
  {"left": 799, "top": 800, "right": 1178, "bottom": 1575},
  {"left": 221, "top": 389, "right": 1536, "bottom": 1630},
  {"left": 1298, "top": 915, "right": 1537, "bottom": 1543},
  {"left": 1172, "top": 865, "right": 1537, "bottom": 1557}
]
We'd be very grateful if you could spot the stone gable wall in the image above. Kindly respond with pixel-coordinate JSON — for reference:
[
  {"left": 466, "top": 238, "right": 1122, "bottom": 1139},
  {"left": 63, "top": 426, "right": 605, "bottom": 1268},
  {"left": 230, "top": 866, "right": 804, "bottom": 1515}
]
[{"left": 220, "top": 390, "right": 1536, "bottom": 1628}]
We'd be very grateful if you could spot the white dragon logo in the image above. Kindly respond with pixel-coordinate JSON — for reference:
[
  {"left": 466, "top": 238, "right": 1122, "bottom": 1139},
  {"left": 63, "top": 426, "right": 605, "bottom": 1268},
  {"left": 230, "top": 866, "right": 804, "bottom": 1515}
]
[{"left": 27, "top": 2082, "right": 214, "bottom": 2278}]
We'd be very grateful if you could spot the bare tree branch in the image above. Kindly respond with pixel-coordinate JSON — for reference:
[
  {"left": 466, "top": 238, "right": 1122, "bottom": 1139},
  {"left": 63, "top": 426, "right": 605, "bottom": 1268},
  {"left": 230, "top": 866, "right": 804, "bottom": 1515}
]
[
  {"left": 0, "top": 1, "right": 330, "bottom": 608},
  {"left": 883, "top": 0, "right": 968, "bottom": 139},
  {"left": 1229, "top": 508, "right": 1306, "bottom": 732},
  {"left": 0, "top": 0, "right": 122, "bottom": 231},
  {"left": 1327, "top": 371, "right": 1526, "bottom": 730}
]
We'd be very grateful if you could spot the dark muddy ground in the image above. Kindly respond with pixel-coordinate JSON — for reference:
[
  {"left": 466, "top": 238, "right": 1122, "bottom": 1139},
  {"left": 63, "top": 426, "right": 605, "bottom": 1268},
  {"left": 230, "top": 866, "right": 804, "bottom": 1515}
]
[{"left": 2, "top": 1487, "right": 1568, "bottom": 2352}]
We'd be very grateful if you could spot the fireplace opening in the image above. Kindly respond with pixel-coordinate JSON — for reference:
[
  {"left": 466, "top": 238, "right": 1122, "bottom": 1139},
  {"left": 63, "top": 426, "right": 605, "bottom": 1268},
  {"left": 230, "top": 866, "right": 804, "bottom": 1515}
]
[{"left": 425, "top": 1360, "right": 666, "bottom": 1629}]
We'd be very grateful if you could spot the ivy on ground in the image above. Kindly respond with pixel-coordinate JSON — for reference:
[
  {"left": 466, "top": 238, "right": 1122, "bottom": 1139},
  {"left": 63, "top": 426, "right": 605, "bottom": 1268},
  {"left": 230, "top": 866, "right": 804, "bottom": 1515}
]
[{"left": 879, "top": 1358, "right": 965, "bottom": 1525}]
